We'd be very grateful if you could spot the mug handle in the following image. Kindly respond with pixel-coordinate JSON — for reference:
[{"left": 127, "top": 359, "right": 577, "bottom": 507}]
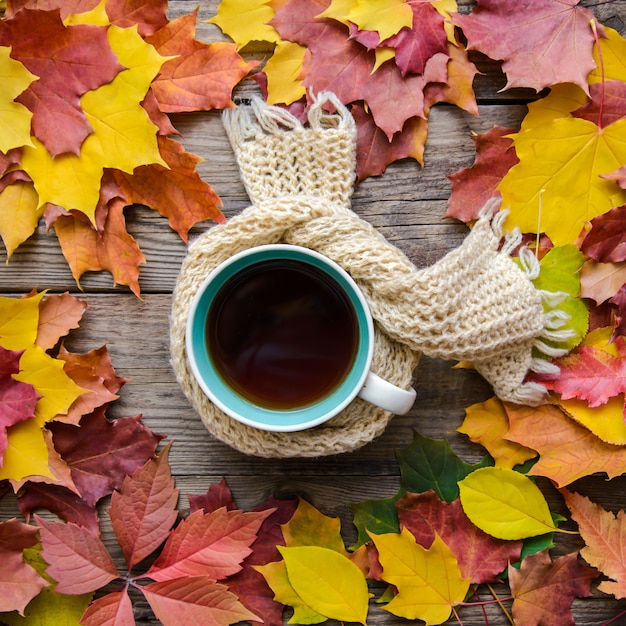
[{"left": 357, "top": 372, "right": 416, "bottom": 415}]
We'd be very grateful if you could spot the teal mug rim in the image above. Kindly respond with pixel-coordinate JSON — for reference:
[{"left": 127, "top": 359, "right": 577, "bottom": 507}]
[{"left": 185, "top": 244, "right": 374, "bottom": 432}]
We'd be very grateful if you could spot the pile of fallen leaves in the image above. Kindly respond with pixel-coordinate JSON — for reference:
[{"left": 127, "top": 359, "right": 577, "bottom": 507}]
[{"left": 2, "top": 0, "right": 626, "bottom": 624}]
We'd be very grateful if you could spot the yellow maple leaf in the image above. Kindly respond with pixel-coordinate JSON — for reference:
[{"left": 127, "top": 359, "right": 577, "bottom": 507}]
[
  {"left": 0, "top": 181, "right": 43, "bottom": 260},
  {"left": 20, "top": 25, "right": 168, "bottom": 224},
  {"left": 265, "top": 41, "right": 307, "bottom": 105},
  {"left": 458, "top": 397, "right": 537, "bottom": 469},
  {"left": 0, "top": 419, "right": 55, "bottom": 482},
  {"left": 431, "top": 0, "right": 458, "bottom": 45},
  {"left": 589, "top": 26, "right": 626, "bottom": 84},
  {"left": 324, "top": 0, "right": 413, "bottom": 42},
  {"left": 207, "top": 0, "right": 280, "bottom": 48},
  {"left": 370, "top": 529, "right": 469, "bottom": 625},
  {"left": 0, "top": 46, "right": 36, "bottom": 153},
  {"left": 0, "top": 290, "right": 45, "bottom": 350},
  {"left": 499, "top": 116, "right": 626, "bottom": 245},
  {"left": 63, "top": 0, "right": 109, "bottom": 26}
]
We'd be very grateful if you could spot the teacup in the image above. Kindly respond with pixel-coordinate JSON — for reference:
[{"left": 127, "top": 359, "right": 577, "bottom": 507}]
[{"left": 186, "top": 244, "right": 416, "bottom": 432}]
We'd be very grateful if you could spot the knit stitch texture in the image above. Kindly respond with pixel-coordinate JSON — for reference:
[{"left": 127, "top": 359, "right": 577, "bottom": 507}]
[{"left": 170, "top": 93, "right": 569, "bottom": 457}]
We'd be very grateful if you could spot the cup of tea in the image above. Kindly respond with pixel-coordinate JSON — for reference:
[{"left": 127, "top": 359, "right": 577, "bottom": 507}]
[{"left": 186, "top": 244, "right": 416, "bottom": 432}]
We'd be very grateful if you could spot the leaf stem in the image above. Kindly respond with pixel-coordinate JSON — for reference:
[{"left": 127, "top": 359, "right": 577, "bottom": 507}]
[
  {"left": 590, "top": 18, "right": 605, "bottom": 130},
  {"left": 601, "top": 609, "right": 626, "bottom": 626},
  {"left": 487, "top": 583, "right": 514, "bottom": 626}
]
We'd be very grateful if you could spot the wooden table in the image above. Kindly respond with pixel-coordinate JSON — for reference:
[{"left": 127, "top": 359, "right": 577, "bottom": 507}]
[{"left": 3, "top": 1, "right": 626, "bottom": 624}]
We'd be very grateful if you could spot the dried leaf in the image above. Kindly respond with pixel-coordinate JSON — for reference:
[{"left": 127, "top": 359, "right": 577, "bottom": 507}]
[
  {"left": 79, "top": 589, "right": 135, "bottom": 626},
  {"left": 581, "top": 205, "right": 626, "bottom": 263},
  {"left": 35, "top": 292, "right": 87, "bottom": 351},
  {"left": 207, "top": 0, "right": 281, "bottom": 48},
  {"left": 580, "top": 260, "right": 626, "bottom": 304},
  {"left": 189, "top": 477, "right": 236, "bottom": 514}
]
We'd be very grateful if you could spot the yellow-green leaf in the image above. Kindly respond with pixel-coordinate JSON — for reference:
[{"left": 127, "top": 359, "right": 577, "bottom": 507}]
[
  {"left": 0, "top": 46, "right": 36, "bottom": 153},
  {"left": 254, "top": 560, "right": 326, "bottom": 625},
  {"left": 14, "top": 346, "right": 87, "bottom": 424},
  {"left": 458, "top": 397, "right": 537, "bottom": 469},
  {"left": 207, "top": 0, "right": 280, "bottom": 48},
  {"left": 20, "top": 25, "right": 167, "bottom": 224},
  {"left": 458, "top": 467, "right": 557, "bottom": 540},
  {"left": 279, "top": 545, "right": 369, "bottom": 624},
  {"left": 0, "top": 181, "right": 43, "bottom": 260},
  {"left": 265, "top": 41, "right": 307, "bottom": 105},
  {"left": 370, "top": 529, "right": 469, "bottom": 625},
  {"left": 0, "top": 291, "right": 44, "bottom": 350},
  {"left": 499, "top": 116, "right": 626, "bottom": 245}
]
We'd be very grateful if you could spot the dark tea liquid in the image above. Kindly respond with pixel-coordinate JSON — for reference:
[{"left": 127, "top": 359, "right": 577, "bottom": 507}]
[{"left": 206, "top": 259, "right": 359, "bottom": 409}]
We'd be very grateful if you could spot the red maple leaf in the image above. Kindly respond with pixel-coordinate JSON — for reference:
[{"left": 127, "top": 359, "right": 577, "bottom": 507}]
[
  {"left": 580, "top": 205, "right": 626, "bottom": 263},
  {"left": 509, "top": 550, "right": 598, "bottom": 625},
  {"left": 396, "top": 490, "right": 523, "bottom": 583},
  {"left": 446, "top": 125, "right": 519, "bottom": 223},
  {"left": 453, "top": 0, "right": 603, "bottom": 94},
  {"left": 572, "top": 81, "right": 626, "bottom": 128},
  {"left": 106, "top": 0, "right": 168, "bottom": 36},
  {"left": 3, "top": 8, "right": 124, "bottom": 156}
]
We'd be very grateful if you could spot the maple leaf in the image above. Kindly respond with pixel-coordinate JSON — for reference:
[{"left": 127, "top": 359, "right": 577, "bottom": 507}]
[
  {"left": 189, "top": 477, "right": 236, "bottom": 514},
  {"left": 0, "top": 519, "right": 48, "bottom": 615},
  {"left": 0, "top": 289, "right": 45, "bottom": 350},
  {"left": 37, "top": 514, "right": 119, "bottom": 595},
  {"left": 146, "top": 9, "right": 256, "bottom": 113},
  {"left": 503, "top": 402, "right": 626, "bottom": 486},
  {"left": 146, "top": 507, "right": 274, "bottom": 582},
  {"left": 370, "top": 529, "right": 470, "bottom": 624},
  {"left": 53, "top": 200, "right": 146, "bottom": 297},
  {"left": 453, "top": 0, "right": 602, "bottom": 94},
  {"left": 262, "top": 40, "right": 307, "bottom": 106},
  {"left": 4, "top": 8, "right": 124, "bottom": 156},
  {"left": 114, "top": 136, "right": 225, "bottom": 243},
  {"left": 499, "top": 115, "right": 626, "bottom": 246},
  {"left": 141, "top": 576, "right": 261, "bottom": 626},
  {"left": 508, "top": 549, "right": 598, "bottom": 625},
  {"left": 573, "top": 80, "right": 626, "bottom": 128},
  {"left": 0, "top": 346, "right": 39, "bottom": 464},
  {"left": 48, "top": 406, "right": 164, "bottom": 506},
  {"left": 581, "top": 205, "right": 626, "bottom": 263},
  {"left": 611, "top": 284, "right": 626, "bottom": 340},
  {"left": 457, "top": 396, "right": 537, "bottom": 470},
  {"left": 35, "top": 292, "right": 87, "bottom": 351},
  {"left": 536, "top": 338, "right": 626, "bottom": 409},
  {"left": 446, "top": 126, "right": 518, "bottom": 223},
  {"left": 110, "top": 443, "right": 178, "bottom": 570},
  {"left": 580, "top": 260, "right": 626, "bottom": 305},
  {"left": 207, "top": 0, "right": 281, "bottom": 48},
  {"left": 396, "top": 490, "right": 523, "bottom": 583},
  {"left": 561, "top": 489, "right": 626, "bottom": 599},
  {"left": 352, "top": 102, "right": 427, "bottom": 181},
  {"left": 0, "top": 46, "right": 36, "bottom": 154},
  {"left": 105, "top": 0, "right": 169, "bottom": 36},
  {"left": 0, "top": 181, "right": 42, "bottom": 260}
]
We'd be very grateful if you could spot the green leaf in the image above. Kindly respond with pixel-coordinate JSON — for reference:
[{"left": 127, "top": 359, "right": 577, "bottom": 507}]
[
  {"left": 397, "top": 430, "right": 492, "bottom": 502},
  {"left": 458, "top": 467, "right": 557, "bottom": 540},
  {"left": 348, "top": 495, "right": 400, "bottom": 549},
  {"left": 279, "top": 546, "right": 369, "bottom": 624}
]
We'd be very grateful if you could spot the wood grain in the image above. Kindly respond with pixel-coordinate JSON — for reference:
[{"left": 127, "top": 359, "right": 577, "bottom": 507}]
[{"left": 2, "top": 1, "right": 626, "bottom": 624}]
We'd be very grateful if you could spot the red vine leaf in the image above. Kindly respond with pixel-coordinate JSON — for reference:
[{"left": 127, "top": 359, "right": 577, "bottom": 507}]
[{"left": 79, "top": 588, "right": 135, "bottom": 626}]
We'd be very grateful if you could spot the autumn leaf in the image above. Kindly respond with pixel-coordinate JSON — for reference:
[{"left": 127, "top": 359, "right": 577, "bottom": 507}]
[
  {"left": 581, "top": 205, "right": 626, "bottom": 263},
  {"left": 458, "top": 467, "right": 558, "bottom": 540},
  {"left": 146, "top": 9, "right": 256, "bottom": 113},
  {"left": 146, "top": 507, "right": 273, "bottom": 582},
  {"left": 0, "top": 346, "right": 39, "bottom": 464},
  {"left": 262, "top": 40, "right": 307, "bottom": 106},
  {"left": 446, "top": 126, "right": 518, "bottom": 223},
  {"left": 37, "top": 515, "right": 119, "bottom": 595},
  {"left": 580, "top": 260, "right": 626, "bottom": 304},
  {"left": 79, "top": 589, "right": 134, "bottom": 626},
  {"left": 589, "top": 26, "right": 626, "bottom": 84},
  {"left": 508, "top": 549, "right": 598, "bottom": 625},
  {"left": 280, "top": 545, "right": 370, "bottom": 624},
  {"left": 503, "top": 402, "right": 626, "bottom": 486},
  {"left": 141, "top": 577, "right": 261, "bottom": 626},
  {"left": 110, "top": 443, "right": 178, "bottom": 570},
  {"left": 396, "top": 430, "right": 491, "bottom": 502},
  {"left": 349, "top": 495, "right": 400, "bottom": 548},
  {"left": 207, "top": 0, "right": 281, "bottom": 48},
  {"left": 562, "top": 489, "right": 626, "bottom": 598},
  {"left": 4, "top": 8, "right": 124, "bottom": 156},
  {"left": 0, "top": 519, "right": 48, "bottom": 615},
  {"left": 0, "top": 178, "right": 41, "bottom": 259},
  {"left": 396, "top": 490, "right": 523, "bottom": 583},
  {"left": 573, "top": 80, "right": 626, "bottom": 128},
  {"left": 35, "top": 292, "right": 87, "bottom": 352},
  {"left": 49, "top": 407, "right": 164, "bottom": 507},
  {"left": 611, "top": 285, "right": 626, "bottom": 340},
  {"left": 499, "top": 115, "right": 626, "bottom": 246},
  {"left": 370, "top": 529, "right": 470, "bottom": 625},
  {"left": 457, "top": 396, "right": 537, "bottom": 470},
  {"left": 0, "top": 290, "right": 45, "bottom": 350},
  {"left": 453, "top": 0, "right": 601, "bottom": 94},
  {"left": 0, "top": 46, "right": 36, "bottom": 154},
  {"left": 189, "top": 477, "right": 236, "bottom": 514}
]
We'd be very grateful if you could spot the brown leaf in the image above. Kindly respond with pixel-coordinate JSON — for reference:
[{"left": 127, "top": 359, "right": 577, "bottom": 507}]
[
  {"left": 446, "top": 126, "right": 518, "bottom": 223},
  {"left": 611, "top": 284, "right": 626, "bottom": 340},
  {"left": 105, "top": 0, "right": 169, "bottom": 37},
  {"left": 35, "top": 292, "right": 87, "bottom": 351},
  {"left": 5, "top": 8, "right": 124, "bottom": 156},
  {"left": 146, "top": 9, "right": 256, "bottom": 113},
  {"left": 113, "top": 136, "right": 225, "bottom": 243},
  {"left": 396, "top": 490, "right": 523, "bottom": 583},
  {"left": 580, "top": 205, "right": 626, "bottom": 263},
  {"left": 580, "top": 260, "right": 626, "bottom": 304},
  {"left": 509, "top": 550, "right": 597, "bottom": 625}
]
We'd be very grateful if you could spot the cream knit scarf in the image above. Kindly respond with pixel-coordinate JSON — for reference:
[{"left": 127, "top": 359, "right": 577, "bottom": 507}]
[{"left": 170, "top": 92, "right": 570, "bottom": 458}]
